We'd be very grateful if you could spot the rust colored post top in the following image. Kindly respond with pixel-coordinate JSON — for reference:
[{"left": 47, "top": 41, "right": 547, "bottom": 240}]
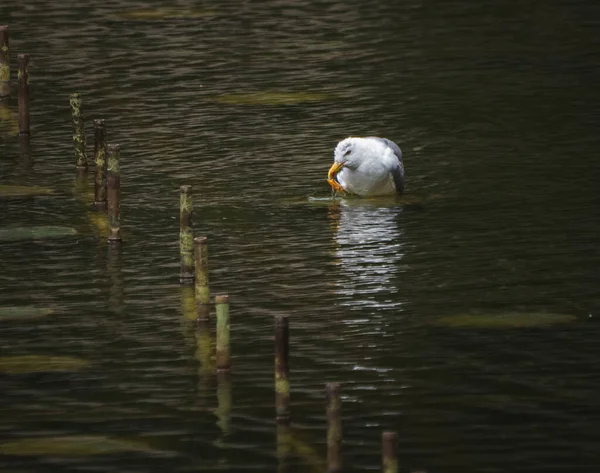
[
  {"left": 215, "top": 294, "right": 229, "bottom": 304},
  {"left": 194, "top": 236, "right": 208, "bottom": 245}
]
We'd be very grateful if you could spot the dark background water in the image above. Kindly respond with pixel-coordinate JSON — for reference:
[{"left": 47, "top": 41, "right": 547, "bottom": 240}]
[{"left": 1, "top": 1, "right": 599, "bottom": 472}]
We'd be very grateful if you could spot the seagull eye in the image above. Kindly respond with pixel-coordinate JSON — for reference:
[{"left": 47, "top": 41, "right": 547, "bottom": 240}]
[{"left": 344, "top": 150, "right": 351, "bottom": 157}]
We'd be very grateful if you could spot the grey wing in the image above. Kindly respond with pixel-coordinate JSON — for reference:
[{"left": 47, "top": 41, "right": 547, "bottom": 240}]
[{"left": 369, "top": 137, "right": 404, "bottom": 193}]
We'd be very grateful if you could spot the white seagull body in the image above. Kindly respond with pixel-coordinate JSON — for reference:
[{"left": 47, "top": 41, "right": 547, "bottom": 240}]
[{"left": 327, "top": 137, "right": 404, "bottom": 197}]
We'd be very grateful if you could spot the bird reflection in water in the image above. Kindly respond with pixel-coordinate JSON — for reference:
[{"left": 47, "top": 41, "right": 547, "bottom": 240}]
[{"left": 328, "top": 198, "right": 405, "bottom": 312}]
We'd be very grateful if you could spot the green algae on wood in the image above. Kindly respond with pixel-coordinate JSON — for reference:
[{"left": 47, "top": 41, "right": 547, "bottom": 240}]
[
  {"left": 435, "top": 312, "right": 578, "bottom": 329},
  {"left": 213, "top": 91, "right": 335, "bottom": 106},
  {"left": 0, "top": 185, "right": 56, "bottom": 197},
  {"left": 107, "top": 144, "right": 121, "bottom": 243},
  {"left": 0, "top": 435, "right": 152, "bottom": 456},
  {"left": 194, "top": 236, "right": 210, "bottom": 307},
  {"left": 215, "top": 295, "right": 230, "bottom": 371},
  {"left": 275, "top": 315, "right": 290, "bottom": 421},
  {"left": 0, "top": 26, "right": 9, "bottom": 93},
  {"left": 0, "top": 226, "right": 77, "bottom": 242},
  {"left": 0, "top": 355, "right": 90, "bottom": 374},
  {"left": 18, "top": 54, "right": 30, "bottom": 135},
  {"left": 179, "top": 185, "right": 194, "bottom": 283},
  {"left": 69, "top": 93, "right": 87, "bottom": 168},
  {"left": 0, "top": 306, "right": 54, "bottom": 322},
  {"left": 93, "top": 119, "right": 107, "bottom": 209}
]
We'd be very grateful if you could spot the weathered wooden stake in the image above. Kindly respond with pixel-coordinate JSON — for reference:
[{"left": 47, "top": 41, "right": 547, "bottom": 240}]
[
  {"left": 215, "top": 294, "right": 230, "bottom": 372},
  {"left": 382, "top": 431, "right": 398, "bottom": 473},
  {"left": 107, "top": 144, "right": 121, "bottom": 243},
  {"left": 93, "top": 119, "right": 107, "bottom": 209},
  {"left": 17, "top": 54, "right": 29, "bottom": 135},
  {"left": 0, "top": 26, "right": 9, "bottom": 97},
  {"left": 275, "top": 315, "right": 290, "bottom": 422},
  {"left": 216, "top": 371, "right": 232, "bottom": 434},
  {"left": 193, "top": 236, "right": 209, "bottom": 310},
  {"left": 195, "top": 318, "right": 214, "bottom": 375},
  {"left": 179, "top": 185, "right": 194, "bottom": 283},
  {"left": 69, "top": 92, "right": 87, "bottom": 168},
  {"left": 276, "top": 422, "right": 292, "bottom": 473},
  {"left": 326, "top": 382, "right": 342, "bottom": 473}
]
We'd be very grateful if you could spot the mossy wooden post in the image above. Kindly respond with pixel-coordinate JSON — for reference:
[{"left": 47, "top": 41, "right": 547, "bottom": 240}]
[
  {"left": 382, "top": 431, "right": 398, "bottom": 473},
  {"left": 276, "top": 422, "right": 292, "bottom": 473},
  {"left": 215, "top": 294, "right": 230, "bottom": 372},
  {"left": 275, "top": 315, "right": 290, "bottom": 422},
  {"left": 193, "top": 236, "right": 209, "bottom": 313},
  {"left": 93, "top": 119, "right": 107, "bottom": 209},
  {"left": 0, "top": 26, "right": 9, "bottom": 97},
  {"left": 179, "top": 185, "right": 194, "bottom": 284},
  {"left": 17, "top": 54, "right": 29, "bottom": 135},
  {"left": 216, "top": 371, "right": 232, "bottom": 434},
  {"left": 326, "top": 382, "right": 342, "bottom": 473},
  {"left": 107, "top": 144, "right": 121, "bottom": 243},
  {"left": 70, "top": 92, "right": 87, "bottom": 169}
]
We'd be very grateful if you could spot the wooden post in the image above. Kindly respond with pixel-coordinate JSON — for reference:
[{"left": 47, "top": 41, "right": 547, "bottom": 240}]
[
  {"left": 17, "top": 54, "right": 29, "bottom": 135},
  {"left": 93, "top": 119, "right": 107, "bottom": 209},
  {"left": 216, "top": 371, "right": 232, "bottom": 434},
  {"left": 326, "top": 382, "right": 342, "bottom": 473},
  {"left": 276, "top": 422, "right": 292, "bottom": 473},
  {"left": 107, "top": 144, "right": 121, "bottom": 243},
  {"left": 193, "top": 236, "right": 209, "bottom": 310},
  {"left": 69, "top": 92, "right": 87, "bottom": 169},
  {"left": 0, "top": 26, "right": 9, "bottom": 97},
  {"left": 275, "top": 315, "right": 290, "bottom": 422},
  {"left": 215, "top": 294, "right": 230, "bottom": 372},
  {"left": 382, "top": 431, "right": 398, "bottom": 473},
  {"left": 179, "top": 185, "right": 194, "bottom": 283}
]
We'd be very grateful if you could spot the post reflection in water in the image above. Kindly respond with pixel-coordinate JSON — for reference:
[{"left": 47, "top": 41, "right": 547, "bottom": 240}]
[{"left": 328, "top": 199, "right": 406, "bottom": 314}]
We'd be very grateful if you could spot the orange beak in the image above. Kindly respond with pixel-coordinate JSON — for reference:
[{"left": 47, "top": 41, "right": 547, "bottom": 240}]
[
  {"left": 328, "top": 161, "right": 345, "bottom": 181},
  {"left": 327, "top": 161, "right": 346, "bottom": 194}
]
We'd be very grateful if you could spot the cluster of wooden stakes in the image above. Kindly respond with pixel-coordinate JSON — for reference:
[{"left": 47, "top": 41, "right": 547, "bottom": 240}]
[{"left": 1, "top": 24, "right": 426, "bottom": 473}]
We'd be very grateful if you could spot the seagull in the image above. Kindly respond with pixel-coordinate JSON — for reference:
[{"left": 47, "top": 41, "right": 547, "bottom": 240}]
[{"left": 327, "top": 137, "right": 404, "bottom": 197}]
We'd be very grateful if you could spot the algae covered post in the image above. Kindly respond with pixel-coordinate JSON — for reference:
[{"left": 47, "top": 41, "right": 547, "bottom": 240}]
[
  {"left": 93, "top": 119, "right": 107, "bottom": 209},
  {"left": 69, "top": 92, "right": 87, "bottom": 169},
  {"left": 382, "top": 431, "right": 398, "bottom": 473},
  {"left": 0, "top": 26, "right": 9, "bottom": 97},
  {"left": 215, "top": 294, "right": 230, "bottom": 372},
  {"left": 326, "top": 382, "right": 342, "bottom": 473},
  {"left": 179, "top": 185, "right": 194, "bottom": 283},
  {"left": 193, "top": 236, "right": 209, "bottom": 309},
  {"left": 107, "top": 144, "right": 121, "bottom": 243},
  {"left": 17, "top": 54, "right": 29, "bottom": 135},
  {"left": 275, "top": 315, "right": 290, "bottom": 422}
]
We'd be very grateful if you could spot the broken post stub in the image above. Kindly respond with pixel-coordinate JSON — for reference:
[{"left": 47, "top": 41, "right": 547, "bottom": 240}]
[
  {"left": 382, "top": 431, "right": 398, "bottom": 473},
  {"left": 326, "top": 382, "right": 342, "bottom": 473},
  {"left": 107, "top": 144, "right": 121, "bottom": 243},
  {"left": 17, "top": 54, "right": 29, "bottom": 135},
  {"left": 275, "top": 315, "right": 290, "bottom": 422},
  {"left": 93, "top": 119, "right": 107, "bottom": 209}
]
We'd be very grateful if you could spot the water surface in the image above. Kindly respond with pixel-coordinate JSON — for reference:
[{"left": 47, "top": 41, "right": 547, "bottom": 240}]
[{"left": 1, "top": 1, "right": 599, "bottom": 472}]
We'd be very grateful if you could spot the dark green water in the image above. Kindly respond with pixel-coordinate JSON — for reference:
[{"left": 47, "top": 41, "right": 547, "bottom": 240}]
[{"left": 1, "top": 1, "right": 599, "bottom": 472}]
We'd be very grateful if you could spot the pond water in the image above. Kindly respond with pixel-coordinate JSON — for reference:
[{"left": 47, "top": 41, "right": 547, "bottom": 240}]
[{"left": 1, "top": 1, "right": 599, "bottom": 472}]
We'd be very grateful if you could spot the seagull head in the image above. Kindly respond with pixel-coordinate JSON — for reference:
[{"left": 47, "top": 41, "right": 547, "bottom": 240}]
[{"left": 327, "top": 137, "right": 369, "bottom": 192}]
